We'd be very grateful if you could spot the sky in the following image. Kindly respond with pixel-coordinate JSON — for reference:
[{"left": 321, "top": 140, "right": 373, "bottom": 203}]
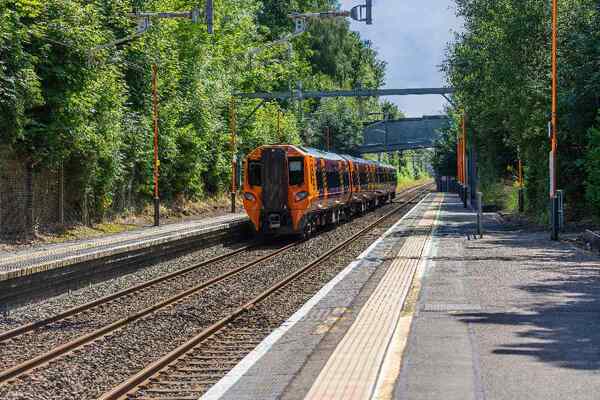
[{"left": 340, "top": 0, "right": 463, "bottom": 117}]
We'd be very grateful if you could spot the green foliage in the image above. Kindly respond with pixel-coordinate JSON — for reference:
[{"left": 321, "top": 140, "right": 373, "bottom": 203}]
[
  {"left": 0, "top": 0, "right": 391, "bottom": 220},
  {"left": 585, "top": 112, "right": 600, "bottom": 217},
  {"left": 305, "top": 97, "right": 364, "bottom": 155},
  {"left": 396, "top": 150, "right": 430, "bottom": 181},
  {"left": 431, "top": 116, "right": 458, "bottom": 177},
  {"left": 442, "top": 0, "right": 600, "bottom": 221}
]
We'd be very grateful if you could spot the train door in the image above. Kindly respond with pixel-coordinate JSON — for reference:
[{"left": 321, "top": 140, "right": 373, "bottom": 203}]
[{"left": 261, "top": 148, "right": 289, "bottom": 213}]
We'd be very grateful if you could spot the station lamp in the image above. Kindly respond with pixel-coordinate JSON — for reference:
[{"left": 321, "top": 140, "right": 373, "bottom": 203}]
[
  {"left": 350, "top": 0, "right": 373, "bottom": 25},
  {"left": 288, "top": 0, "right": 374, "bottom": 33}
]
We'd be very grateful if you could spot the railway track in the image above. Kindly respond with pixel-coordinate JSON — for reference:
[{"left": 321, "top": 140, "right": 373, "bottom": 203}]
[
  {"left": 0, "top": 183, "right": 431, "bottom": 400},
  {"left": 99, "top": 185, "right": 431, "bottom": 400},
  {"left": 0, "top": 242, "right": 297, "bottom": 383}
]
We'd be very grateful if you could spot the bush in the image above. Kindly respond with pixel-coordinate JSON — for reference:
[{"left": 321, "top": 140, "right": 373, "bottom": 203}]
[{"left": 584, "top": 112, "right": 600, "bottom": 219}]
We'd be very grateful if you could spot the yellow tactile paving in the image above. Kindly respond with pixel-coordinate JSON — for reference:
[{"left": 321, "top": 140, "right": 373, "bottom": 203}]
[{"left": 305, "top": 195, "right": 441, "bottom": 400}]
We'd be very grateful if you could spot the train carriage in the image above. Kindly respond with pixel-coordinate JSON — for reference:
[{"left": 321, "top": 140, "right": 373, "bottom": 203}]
[{"left": 242, "top": 145, "right": 397, "bottom": 238}]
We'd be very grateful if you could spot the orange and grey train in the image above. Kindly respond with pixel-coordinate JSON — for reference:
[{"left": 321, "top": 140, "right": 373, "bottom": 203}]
[{"left": 242, "top": 145, "right": 397, "bottom": 237}]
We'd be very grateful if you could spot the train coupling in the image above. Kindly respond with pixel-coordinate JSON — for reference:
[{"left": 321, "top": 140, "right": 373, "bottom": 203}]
[{"left": 268, "top": 213, "right": 282, "bottom": 229}]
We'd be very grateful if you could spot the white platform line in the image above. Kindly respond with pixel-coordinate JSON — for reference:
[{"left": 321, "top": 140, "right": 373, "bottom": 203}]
[{"left": 201, "top": 193, "right": 433, "bottom": 400}]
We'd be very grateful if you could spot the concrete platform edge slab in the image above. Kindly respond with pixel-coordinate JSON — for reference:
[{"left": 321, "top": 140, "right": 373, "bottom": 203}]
[{"left": 0, "top": 216, "right": 248, "bottom": 282}]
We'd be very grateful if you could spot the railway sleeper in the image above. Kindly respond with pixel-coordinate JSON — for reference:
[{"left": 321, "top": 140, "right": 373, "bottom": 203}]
[
  {"left": 186, "top": 354, "right": 241, "bottom": 361},
  {"left": 160, "top": 373, "right": 218, "bottom": 380},
  {"left": 182, "top": 360, "right": 238, "bottom": 367},
  {"left": 141, "top": 388, "right": 204, "bottom": 393},
  {"left": 135, "top": 396, "right": 201, "bottom": 400},
  {"left": 148, "top": 380, "right": 212, "bottom": 385}
]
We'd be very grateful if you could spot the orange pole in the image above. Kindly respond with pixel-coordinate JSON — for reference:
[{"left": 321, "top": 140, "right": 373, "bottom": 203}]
[
  {"left": 152, "top": 63, "right": 160, "bottom": 226},
  {"left": 277, "top": 110, "right": 282, "bottom": 143},
  {"left": 550, "top": 0, "right": 558, "bottom": 198},
  {"left": 519, "top": 158, "right": 524, "bottom": 188},
  {"left": 229, "top": 98, "right": 237, "bottom": 213},
  {"left": 461, "top": 113, "right": 467, "bottom": 186}
]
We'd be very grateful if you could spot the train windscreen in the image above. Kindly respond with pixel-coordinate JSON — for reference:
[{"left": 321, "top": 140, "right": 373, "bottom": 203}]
[
  {"left": 248, "top": 161, "right": 262, "bottom": 186},
  {"left": 288, "top": 158, "right": 304, "bottom": 186}
]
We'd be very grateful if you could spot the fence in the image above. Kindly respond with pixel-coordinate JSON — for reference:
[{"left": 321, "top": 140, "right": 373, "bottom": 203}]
[
  {"left": 0, "top": 156, "right": 75, "bottom": 239},
  {"left": 0, "top": 152, "right": 239, "bottom": 241},
  {"left": 0, "top": 154, "right": 138, "bottom": 240},
  {"left": 435, "top": 176, "right": 458, "bottom": 193}
]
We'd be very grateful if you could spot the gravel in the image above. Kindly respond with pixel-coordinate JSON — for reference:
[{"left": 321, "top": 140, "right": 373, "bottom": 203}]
[
  {"left": 0, "top": 241, "right": 252, "bottom": 331},
  {"left": 134, "top": 195, "right": 427, "bottom": 399},
  {"left": 0, "top": 191, "right": 427, "bottom": 400},
  {"left": 0, "top": 243, "right": 289, "bottom": 370}
]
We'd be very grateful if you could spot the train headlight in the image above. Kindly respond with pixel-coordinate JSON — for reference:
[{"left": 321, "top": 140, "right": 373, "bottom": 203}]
[
  {"left": 295, "top": 191, "right": 308, "bottom": 202},
  {"left": 244, "top": 192, "right": 256, "bottom": 201}
]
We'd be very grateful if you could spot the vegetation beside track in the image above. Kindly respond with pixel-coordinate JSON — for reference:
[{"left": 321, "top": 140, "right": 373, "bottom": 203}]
[
  {"left": 0, "top": 0, "right": 404, "bottom": 237},
  {"left": 432, "top": 0, "right": 600, "bottom": 224}
]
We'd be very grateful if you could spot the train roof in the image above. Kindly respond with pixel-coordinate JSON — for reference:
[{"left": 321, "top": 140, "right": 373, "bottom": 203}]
[
  {"left": 250, "top": 145, "right": 396, "bottom": 170},
  {"left": 341, "top": 154, "right": 395, "bottom": 170},
  {"left": 298, "top": 146, "right": 346, "bottom": 161},
  {"left": 299, "top": 146, "right": 396, "bottom": 170}
]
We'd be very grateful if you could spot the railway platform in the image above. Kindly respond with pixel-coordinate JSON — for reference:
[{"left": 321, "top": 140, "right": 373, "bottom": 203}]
[
  {"left": 202, "top": 192, "right": 600, "bottom": 400},
  {"left": 0, "top": 213, "right": 249, "bottom": 302}
]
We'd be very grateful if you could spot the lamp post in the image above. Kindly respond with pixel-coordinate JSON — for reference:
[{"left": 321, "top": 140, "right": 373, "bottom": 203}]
[
  {"left": 461, "top": 112, "right": 468, "bottom": 208},
  {"left": 152, "top": 64, "right": 160, "bottom": 226},
  {"left": 550, "top": 0, "right": 559, "bottom": 240},
  {"left": 229, "top": 98, "right": 237, "bottom": 213}
]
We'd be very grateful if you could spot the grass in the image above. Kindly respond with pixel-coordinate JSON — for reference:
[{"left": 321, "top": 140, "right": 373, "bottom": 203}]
[
  {"left": 397, "top": 174, "right": 433, "bottom": 192},
  {"left": 481, "top": 180, "right": 520, "bottom": 213},
  {"left": 38, "top": 223, "right": 139, "bottom": 244},
  {"left": 5, "top": 192, "right": 242, "bottom": 247}
]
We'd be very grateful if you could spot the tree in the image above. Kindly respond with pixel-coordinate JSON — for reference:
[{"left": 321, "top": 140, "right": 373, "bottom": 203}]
[{"left": 443, "top": 0, "right": 600, "bottom": 219}]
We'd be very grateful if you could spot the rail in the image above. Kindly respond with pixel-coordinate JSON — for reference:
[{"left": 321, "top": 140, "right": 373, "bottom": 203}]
[{"left": 98, "top": 185, "right": 431, "bottom": 400}]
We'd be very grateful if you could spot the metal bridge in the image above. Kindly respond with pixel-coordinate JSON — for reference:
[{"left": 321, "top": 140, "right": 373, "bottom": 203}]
[
  {"left": 358, "top": 115, "right": 450, "bottom": 154},
  {"left": 235, "top": 87, "right": 454, "bottom": 100}
]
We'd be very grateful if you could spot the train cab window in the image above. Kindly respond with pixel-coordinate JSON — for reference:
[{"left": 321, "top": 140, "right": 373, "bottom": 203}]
[
  {"left": 288, "top": 158, "right": 304, "bottom": 186},
  {"left": 343, "top": 170, "right": 349, "bottom": 190},
  {"left": 248, "top": 161, "right": 261, "bottom": 186}
]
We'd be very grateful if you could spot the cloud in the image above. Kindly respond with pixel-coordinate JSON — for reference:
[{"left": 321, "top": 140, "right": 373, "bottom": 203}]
[{"left": 340, "top": 0, "right": 463, "bottom": 116}]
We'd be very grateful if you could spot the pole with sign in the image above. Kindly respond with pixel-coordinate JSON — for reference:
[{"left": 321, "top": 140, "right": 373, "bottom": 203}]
[{"left": 550, "top": 0, "right": 559, "bottom": 240}]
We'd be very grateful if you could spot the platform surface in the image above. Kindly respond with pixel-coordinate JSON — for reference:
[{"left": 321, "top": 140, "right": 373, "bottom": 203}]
[
  {"left": 396, "top": 196, "right": 600, "bottom": 400},
  {"left": 202, "top": 193, "right": 442, "bottom": 400},
  {"left": 0, "top": 213, "right": 247, "bottom": 281},
  {"left": 201, "top": 193, "right": 600, "bottom": 400}
]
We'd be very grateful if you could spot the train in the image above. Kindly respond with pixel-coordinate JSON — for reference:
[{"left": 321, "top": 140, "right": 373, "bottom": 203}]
[{"left": 242, "top": 145, "right": 397, "bottom": 238}]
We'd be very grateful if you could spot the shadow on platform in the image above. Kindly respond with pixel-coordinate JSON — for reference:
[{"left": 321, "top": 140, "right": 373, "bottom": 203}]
[{"left": 457, "top": 235, "right": 600, "bottom": 371}]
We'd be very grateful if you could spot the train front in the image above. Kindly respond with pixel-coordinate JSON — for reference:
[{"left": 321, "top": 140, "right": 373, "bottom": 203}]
[{"left": 242, "top": 145, "right": 310, "bottom": 236}]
